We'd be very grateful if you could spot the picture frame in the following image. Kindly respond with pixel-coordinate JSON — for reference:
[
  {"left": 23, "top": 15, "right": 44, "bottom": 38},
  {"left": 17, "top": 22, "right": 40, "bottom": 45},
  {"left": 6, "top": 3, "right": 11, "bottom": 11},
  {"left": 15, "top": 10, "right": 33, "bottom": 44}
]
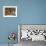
[{"left": 3, "top": 6, "right": 17, "bottom": 17}]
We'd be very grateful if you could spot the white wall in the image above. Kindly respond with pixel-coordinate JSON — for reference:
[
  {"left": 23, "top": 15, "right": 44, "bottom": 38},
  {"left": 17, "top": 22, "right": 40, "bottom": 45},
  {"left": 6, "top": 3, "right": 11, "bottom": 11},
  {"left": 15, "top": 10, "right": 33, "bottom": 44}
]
[{"left": 21, "top": 25, "right": 46, "bottom": 30}]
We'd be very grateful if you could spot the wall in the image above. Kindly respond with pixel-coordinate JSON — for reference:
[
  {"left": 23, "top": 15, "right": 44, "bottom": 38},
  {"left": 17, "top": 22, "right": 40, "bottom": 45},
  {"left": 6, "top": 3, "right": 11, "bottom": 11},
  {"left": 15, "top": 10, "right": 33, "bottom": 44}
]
[
  {"left": 0, "top": 0, "right": 18, "bottom": 44},
  {"left": 21, "top": 25, "right": 46, "bottom": 30},
  {"left": 0, "top": 0, "right": 46, "bottom": 44}
]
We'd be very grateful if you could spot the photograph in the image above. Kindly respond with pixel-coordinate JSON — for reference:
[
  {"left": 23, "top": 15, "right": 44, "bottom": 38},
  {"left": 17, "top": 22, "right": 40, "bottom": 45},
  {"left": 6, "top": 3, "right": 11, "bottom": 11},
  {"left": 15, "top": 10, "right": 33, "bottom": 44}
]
[{"left": 3, "top": 6, "right": 17, "bottom": 17}]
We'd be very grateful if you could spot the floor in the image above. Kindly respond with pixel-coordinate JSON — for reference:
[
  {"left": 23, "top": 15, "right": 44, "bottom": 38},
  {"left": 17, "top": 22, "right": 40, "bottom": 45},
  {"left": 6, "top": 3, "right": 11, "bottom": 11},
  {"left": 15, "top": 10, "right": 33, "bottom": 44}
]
[
  {"left": 0, "top": 40, "right": 46, "bottom": 46},
  {"left": 0, "top": 44, "right": 18, "bottom": 46},
  {"left": 19, "top": 39, "right": 46, "bottom": 46}
]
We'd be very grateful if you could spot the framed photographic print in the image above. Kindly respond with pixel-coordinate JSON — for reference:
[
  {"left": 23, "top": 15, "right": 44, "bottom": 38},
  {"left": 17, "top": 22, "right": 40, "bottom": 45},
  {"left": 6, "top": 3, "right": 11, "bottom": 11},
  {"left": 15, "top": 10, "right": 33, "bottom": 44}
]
[{"left": 3, "top": 6, "right": 17, "bottom": 17}]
